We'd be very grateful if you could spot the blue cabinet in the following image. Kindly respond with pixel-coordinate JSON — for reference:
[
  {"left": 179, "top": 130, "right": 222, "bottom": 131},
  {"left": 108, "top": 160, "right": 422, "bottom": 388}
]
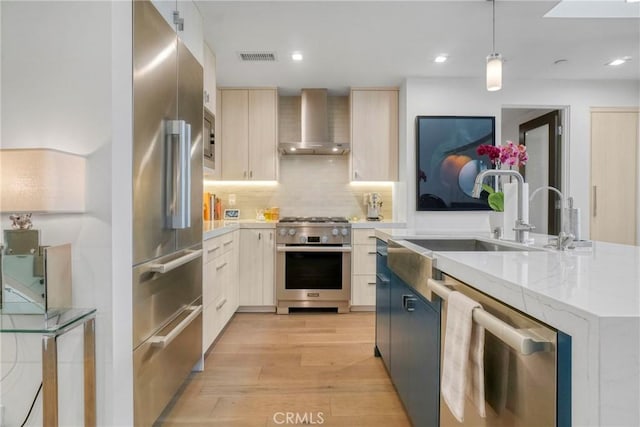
[
  {"left": 376, "top": 238, "right": 441, "bottom": 427},
  {"left": 375, "top": 239, "right": 391, "bottom": 368}
]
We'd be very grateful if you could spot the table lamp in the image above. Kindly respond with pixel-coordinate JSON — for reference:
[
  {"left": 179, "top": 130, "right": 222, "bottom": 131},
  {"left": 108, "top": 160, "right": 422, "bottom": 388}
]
[{"left": 0, "top": 148, "right": 85, "bottom": 312}]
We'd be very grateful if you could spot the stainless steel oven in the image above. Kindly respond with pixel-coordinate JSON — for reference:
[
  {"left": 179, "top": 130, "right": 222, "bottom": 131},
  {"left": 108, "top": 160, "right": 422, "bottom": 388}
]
[{"left": 276, "top": 217, "right": 351, "bottom": 314}]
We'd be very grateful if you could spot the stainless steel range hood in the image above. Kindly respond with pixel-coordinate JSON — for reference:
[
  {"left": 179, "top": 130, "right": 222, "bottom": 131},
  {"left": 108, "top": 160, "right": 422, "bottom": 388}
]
[{"left": 279, "top": 89, "right": 350, "bottom": 155}]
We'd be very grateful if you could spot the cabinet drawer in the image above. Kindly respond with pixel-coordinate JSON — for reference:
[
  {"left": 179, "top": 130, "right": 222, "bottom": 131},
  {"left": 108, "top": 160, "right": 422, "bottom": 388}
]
[
  {"left": 204, "top": 251, "right": 231, "bottom": 307},
  {"left": 204, "top": 233, "right": 235, "bottom": 263},
  {"left": 220, "top": 235, "right": 235, "bottom": 254},
  {"left": 204, "top": 236, "right": 223, "bottom": 263},
  {"left": 353, "top": 245, "right": 377, "bottom": 275},
  {"left": 352, "top": 274, "right": 377, "bottom": 306},
  {"left": 353, "top": 228, "right": 377, "bottom": 245}
]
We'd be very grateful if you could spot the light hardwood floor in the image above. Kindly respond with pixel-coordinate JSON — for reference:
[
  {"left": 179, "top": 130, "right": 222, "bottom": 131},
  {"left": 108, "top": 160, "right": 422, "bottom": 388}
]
[{"left": 158, "top": 312, "right": 411, "bottom": 427}]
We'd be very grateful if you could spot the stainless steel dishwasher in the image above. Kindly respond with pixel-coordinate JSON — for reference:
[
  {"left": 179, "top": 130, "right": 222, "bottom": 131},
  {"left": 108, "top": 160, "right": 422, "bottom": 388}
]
[{"left": 436, "top": 274, "right": 557, "bottom": 427}]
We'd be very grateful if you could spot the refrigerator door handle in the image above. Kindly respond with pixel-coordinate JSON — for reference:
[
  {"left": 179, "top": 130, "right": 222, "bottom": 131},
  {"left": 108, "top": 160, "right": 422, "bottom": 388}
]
[
  {"left": 165, "top": 120, "right": 191, "bottom": 229},
  {"left": 149, "top": 249, "right": 202, "bottom": 274}
]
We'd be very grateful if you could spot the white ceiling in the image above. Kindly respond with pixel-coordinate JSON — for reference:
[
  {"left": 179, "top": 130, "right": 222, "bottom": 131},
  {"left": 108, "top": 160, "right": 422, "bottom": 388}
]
[{"left": 196, "top": 1, "right": 640, "bottom": 94}]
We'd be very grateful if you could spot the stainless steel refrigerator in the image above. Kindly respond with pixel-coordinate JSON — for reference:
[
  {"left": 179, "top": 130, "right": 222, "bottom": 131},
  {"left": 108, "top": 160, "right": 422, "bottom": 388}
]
[{"left": 132, "top": 2, "right": 203, "bottom": 425}]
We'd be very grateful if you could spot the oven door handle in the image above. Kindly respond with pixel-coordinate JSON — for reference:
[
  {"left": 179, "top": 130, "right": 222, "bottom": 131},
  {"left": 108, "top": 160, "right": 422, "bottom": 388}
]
[{"left": 276, "top": 245, "right": 352, "bottom": 253}]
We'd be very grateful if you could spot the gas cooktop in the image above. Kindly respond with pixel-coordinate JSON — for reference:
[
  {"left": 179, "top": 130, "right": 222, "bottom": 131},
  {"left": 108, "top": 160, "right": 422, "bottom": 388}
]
[{"left": 278, "top": 216, "right": 349, "bottom": 224}]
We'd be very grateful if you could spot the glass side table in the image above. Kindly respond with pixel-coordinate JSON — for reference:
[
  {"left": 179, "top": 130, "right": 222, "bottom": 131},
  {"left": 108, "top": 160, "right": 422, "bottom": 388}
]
[{"left": 0, "top": 308, "right": 96, "bottom": 426}]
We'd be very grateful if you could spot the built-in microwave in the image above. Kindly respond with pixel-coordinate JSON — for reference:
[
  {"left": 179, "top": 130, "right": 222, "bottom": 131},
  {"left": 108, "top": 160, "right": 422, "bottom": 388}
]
[{"left": 203, "top": 110, "right": 215, "bottom": 169}]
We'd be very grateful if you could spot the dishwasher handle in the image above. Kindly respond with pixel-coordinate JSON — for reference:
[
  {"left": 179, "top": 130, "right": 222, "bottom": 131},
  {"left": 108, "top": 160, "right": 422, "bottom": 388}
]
[{"left": 428, "top": 279, "right": 551, "bottom": 355}]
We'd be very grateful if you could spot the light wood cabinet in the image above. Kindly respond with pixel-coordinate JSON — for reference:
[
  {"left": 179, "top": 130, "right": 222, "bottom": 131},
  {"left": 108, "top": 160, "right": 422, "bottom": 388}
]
[
  {"left": 202, "top": 230, "right": 239, "bottom": 354},
  {"left": 351, "top": 228, "right": 377, "bottom": 308},
  {"left": 220, "top": 88, "right": 278, "bottom": 181},
  {"left": 203, "top": 44, "right": 216, "bottom": 114},
  {"left": 350, "top": 88, "right": 399, "bottom": 182},
  {"left": 590, "top": 108, "right": 638, "bottom": 245},
  {"left": 239, "top": 228, "right": 275, "bottom": 309}
]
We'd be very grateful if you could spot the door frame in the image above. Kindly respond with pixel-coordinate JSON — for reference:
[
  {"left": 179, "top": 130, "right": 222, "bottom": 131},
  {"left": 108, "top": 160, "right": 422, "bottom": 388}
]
[{"left": 519, "top": 110, "right": 562, "bottom": 235}]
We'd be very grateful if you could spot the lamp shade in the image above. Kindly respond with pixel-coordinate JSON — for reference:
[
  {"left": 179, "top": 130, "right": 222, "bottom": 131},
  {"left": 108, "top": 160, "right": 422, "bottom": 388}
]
[
  {"left": 486, "top": 53, "right": 503, "bottom": 91},
  {"left": 0, "top": 149, "right": 86, "bottom": 213}
]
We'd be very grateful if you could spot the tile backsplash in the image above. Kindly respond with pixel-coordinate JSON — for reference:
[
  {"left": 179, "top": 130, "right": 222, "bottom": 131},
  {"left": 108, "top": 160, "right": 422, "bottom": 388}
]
[{"left": 205, "top": 155, "right": 393, "bottom": 220}]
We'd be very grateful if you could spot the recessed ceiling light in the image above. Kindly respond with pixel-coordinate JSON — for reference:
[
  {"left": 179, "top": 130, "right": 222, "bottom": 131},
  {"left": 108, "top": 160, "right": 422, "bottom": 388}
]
[
  {"left": 606, "top": 57, "right": 631, "bottom": 66},
  {"left": 332, "top": 147, "right": 339, "bottom": 152},
  {"left": 291, "top": 52, "right": 303, "bottom": 61},
  {"left": 434, "top": 55, "right": 448, "bottom": 63},
  {"left": 290, "top": 147, "right": 297, "bottom": 152}
]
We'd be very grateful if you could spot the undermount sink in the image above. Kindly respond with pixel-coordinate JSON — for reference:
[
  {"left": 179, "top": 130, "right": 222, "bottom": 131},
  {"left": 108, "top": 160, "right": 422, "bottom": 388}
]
[{"left": 406, "top": 239, "right": 534, "bottom": 252}]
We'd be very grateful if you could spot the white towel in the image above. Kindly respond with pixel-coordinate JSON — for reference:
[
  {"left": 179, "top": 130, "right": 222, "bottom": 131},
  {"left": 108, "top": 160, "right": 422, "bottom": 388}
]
[{"left": 441, "top": 291, "right": 487, "bottom": 422}]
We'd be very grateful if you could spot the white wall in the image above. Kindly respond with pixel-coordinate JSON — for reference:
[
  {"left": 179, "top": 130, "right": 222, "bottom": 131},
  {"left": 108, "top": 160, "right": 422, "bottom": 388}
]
[
  {"left": 402, "top": 77, "right": 640, "bottom": 238},
  {"left": 0, "top": 1, "right": 133, "bottom": 425}
]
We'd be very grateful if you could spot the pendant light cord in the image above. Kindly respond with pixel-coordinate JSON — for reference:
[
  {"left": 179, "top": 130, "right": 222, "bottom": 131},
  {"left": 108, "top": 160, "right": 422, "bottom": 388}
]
[{"left": 492, "top": 0, "right": 496, "bottom": 53}]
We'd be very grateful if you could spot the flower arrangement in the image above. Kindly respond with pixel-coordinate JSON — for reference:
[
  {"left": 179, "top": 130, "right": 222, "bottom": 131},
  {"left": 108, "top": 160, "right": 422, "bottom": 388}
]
[{"left": 476, "top": 141, "right": 529, "bottom": 212}]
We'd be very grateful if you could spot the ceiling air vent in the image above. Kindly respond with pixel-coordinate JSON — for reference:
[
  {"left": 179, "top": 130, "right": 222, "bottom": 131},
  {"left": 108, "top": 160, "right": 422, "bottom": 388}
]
[{"left": 238, "top": 51, "right": 277, "bottom": 62}]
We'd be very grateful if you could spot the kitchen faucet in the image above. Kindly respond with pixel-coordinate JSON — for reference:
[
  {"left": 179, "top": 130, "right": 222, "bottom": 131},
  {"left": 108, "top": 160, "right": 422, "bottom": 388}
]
[
  {"left": 472, "top": 170, "right": 534, "bottom": 243},
  {"left": 529, "top": 186, "right": 575, "bottom": 250}
]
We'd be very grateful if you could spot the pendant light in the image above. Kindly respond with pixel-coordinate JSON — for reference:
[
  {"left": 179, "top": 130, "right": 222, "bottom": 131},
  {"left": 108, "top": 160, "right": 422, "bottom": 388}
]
[{"left": 486, "top": 0, "right": 502, "bottom": 91}]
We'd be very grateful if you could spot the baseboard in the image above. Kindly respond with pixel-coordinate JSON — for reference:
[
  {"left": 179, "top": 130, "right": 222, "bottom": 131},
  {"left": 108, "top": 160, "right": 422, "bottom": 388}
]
[
  {"left": 237, "top": 306, "right": 277, "bottom": 313},
  {"left": 350, "top": 305, "right": 375, "bottom": 312}
]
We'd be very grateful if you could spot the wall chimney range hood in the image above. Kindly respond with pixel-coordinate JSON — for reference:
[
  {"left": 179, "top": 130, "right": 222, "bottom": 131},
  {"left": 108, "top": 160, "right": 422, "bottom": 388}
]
[{"left": 279, "top": 89, "right": 350, "bottom": 155}]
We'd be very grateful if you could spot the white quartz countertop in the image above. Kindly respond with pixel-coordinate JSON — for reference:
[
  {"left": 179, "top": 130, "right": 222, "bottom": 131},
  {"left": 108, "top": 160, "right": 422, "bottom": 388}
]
[
  {"left": 375, "top": 228, "right": 640, "bottom": 319},
  {"left": 203, "top": 220, "right": 276, "bottom": 240}
]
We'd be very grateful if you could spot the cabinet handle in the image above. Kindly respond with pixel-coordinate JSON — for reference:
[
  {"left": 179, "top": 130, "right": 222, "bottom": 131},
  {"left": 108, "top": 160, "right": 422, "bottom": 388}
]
[
  {"left": 216, "top": 262, "right": 228, "bottom": 271},
  {"left": 215, "top": 298, "right": 227, "bottom": 310},
  {"left": 367, "top": 235, "right": 377, "bottom": 239},
  {"left": 376, "top": 273, "right": 389, "bottom": 284},
  {"left": 592, "top": 185, "right": 597, "bottom": 217},
  {"left": 249, "top": 170, "right": 253, "bottom": 178},
  {"left": 223, "top": 240, "right": 233, "bottom": 246},
  {"left": 270, "top": 232, "right": 273, "bottom": 241},
  {"left": 207, "top": 246, "right": 220, "bottom": 254},
  {"left": 258, "top": 232, "right": 262, "bottom": 240},
  {"left": 402, "top": 294, "right": 416, "bottom": 312},
  {"left": 244, "top": 171, "right": 247, "bottom": 178},
  {"left": 367, "top": 282, "right": 376, "bottom": 285},
  {"left": 354, "top": 171, "right": 359, "bottom": 180},
  {"left": 367, "top": 251, "right": 377, "bottom": 255}
]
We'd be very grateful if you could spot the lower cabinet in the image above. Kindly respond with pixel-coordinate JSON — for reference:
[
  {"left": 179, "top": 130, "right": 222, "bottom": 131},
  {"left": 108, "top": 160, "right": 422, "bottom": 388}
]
[
  {"left": 352, "top": 228, "right": 378, "bottom": 308},
  {"left": 203, "top": 230, "right": 239, "bottom": 354},
  {"left": 375, "top": 239, "right": 391, "bottom": 369},
  {"left": 239, "top": 228, "right": 275, "bottom": 309},
  {"left": 376, "top": 238, "right": 441, "bottom": 427}
]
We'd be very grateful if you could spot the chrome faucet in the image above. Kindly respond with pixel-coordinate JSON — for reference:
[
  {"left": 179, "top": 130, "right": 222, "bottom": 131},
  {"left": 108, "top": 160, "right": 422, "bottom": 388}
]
[
  {"left": 472, "top": 169, "right": 534, "bottom": 243},
  {"left": 529, "top": 186, "right": 575, "bottom": 250}
]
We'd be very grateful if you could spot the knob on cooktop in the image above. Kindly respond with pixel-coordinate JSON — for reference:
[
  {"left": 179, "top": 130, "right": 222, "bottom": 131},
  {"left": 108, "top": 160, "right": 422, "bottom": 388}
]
[
  {"left": 279, "top": 228, "right": 287, "bottom": 237},
  {"left": 331, "top": 228, "right": 339, "bottom": 236},
  {"left": 341, "top": 228, "right": 349, "bottom": 236},
  {"left": 288, "top": 228, "right": 296, "bottom": 236}
]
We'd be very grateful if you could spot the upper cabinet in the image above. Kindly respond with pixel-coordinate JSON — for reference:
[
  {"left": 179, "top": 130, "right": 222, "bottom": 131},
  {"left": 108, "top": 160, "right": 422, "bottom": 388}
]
[
  {"left": 151, "top": 0, "right": 203, "bottom": 65},
  {"left": 203, "top": 44, "right": 216, "bottom": 114},
  {"left": 350, "top": 88, "right": 399, "bottom": 181},
  {"left": 220, "top": 88, "right": 278, "bottom": 181}
]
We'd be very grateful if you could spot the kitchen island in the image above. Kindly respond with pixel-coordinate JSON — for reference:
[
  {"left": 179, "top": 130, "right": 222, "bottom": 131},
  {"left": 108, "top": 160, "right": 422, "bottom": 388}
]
[{"left": 375, "top": 229, "right": 640, "bottom": 427}]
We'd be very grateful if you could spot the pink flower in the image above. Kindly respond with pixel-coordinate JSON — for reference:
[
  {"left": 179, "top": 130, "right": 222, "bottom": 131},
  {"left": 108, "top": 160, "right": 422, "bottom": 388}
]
[{"left": 477, "top": 141, "right": 528, "bottom": 168}]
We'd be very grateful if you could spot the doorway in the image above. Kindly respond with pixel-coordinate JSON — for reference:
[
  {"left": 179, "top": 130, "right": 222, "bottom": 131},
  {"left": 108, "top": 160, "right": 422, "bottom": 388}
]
[
  {"left": 501, "top": 108, "right": 564, "bottom": 236},
  {"left": 520, "top": 111, "right": 562, "bottom": 235}
]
